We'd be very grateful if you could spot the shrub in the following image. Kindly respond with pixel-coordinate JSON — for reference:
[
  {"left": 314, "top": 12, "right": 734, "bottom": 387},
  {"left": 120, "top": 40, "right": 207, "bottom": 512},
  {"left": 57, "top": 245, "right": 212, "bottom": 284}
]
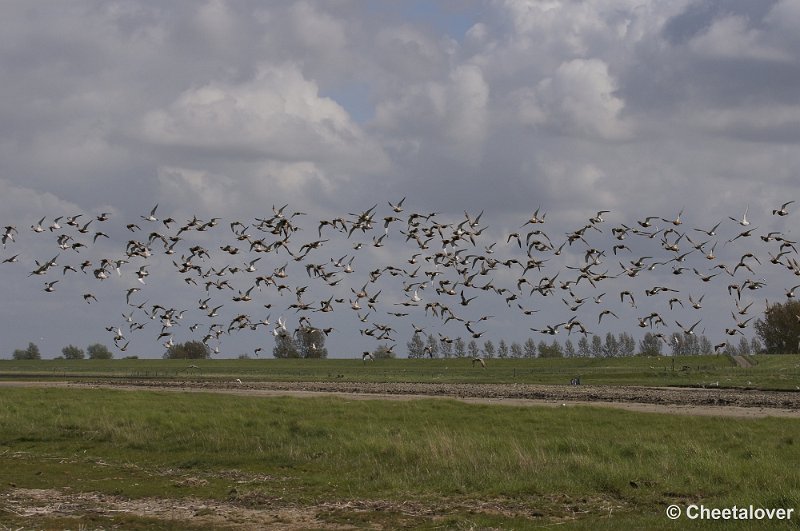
[
  {"left": 62, "top": 345, "right": 85, "bottom": 360},
  {"left": 87, "top": 343, "right": 113, "bottom": 359},
  {"left": 12, "top": 342, "right": 41, "bottom": 360}
]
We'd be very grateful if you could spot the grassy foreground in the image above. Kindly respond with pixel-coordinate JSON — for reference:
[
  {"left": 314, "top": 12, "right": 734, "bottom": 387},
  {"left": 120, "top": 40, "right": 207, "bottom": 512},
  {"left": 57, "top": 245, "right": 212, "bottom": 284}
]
[
  {"left": 2, "top": 353, "right": 800, "bottom": 389},
  {"left": 1, "top": 387, "right": 799, "bottom": 529}
]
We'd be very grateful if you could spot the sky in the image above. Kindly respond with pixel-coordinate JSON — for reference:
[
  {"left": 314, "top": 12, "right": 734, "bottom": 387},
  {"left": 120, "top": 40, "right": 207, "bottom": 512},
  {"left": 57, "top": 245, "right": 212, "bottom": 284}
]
[{"left": 1, "top": 0, "right": 799, "bottom": 359}]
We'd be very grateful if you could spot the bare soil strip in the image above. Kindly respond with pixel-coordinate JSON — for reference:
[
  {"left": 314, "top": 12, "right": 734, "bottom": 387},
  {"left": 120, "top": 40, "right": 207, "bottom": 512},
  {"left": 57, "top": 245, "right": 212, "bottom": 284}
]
[
  {"left": 1, "top": 487, "right": 350, "bottom": 530},
  {"left": 3, "top": 380, "right": 800, "bottom": 418},
  {"left": 0, "top": 487, "right": 621, "bottom": 530}
]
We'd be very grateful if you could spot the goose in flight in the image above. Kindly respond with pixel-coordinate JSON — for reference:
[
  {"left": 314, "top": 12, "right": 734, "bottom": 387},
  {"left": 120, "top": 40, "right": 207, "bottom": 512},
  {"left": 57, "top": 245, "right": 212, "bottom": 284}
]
[
  {"left": 772, "top": 200, "right": 794, "bottom": 216},
  {"left": 141, "top": 204, "right": 159, "bottom": 222},
  {"left": 619, "top": 290, "right": 636, "bottom": 307},
  {"left": 388, "top": 197, "right": 406, "bottom": 213},
  {"left": 589, "top": 210, "right": 610, "bottom": 224},
  {"left": 729, "top": 204, "right": 749, "bottom": 226},
  {"left": 459, "top": 290, "right": 477, "bottom": 306},
  {"left": 2, "top": 226, "right": 17, "bottom": 247},
  {"left": 598, "top": 309, "right": 619, "bottom": 324},
  {"left": 531, "top": 323, "right": 564, "bottom": 335},
  {"left": 31, "top": 217, "right": 46, "bottom": 233},
  {"left": 243, "top": 258, "right": 261, "bottom": 272},
  {"left": 693, "top": 221, "right": 721, "bottom": 237},
  {"left": 705, "top": 242, "right": 717, "bottom": 260},
  {"left": 731, "top": 313, "right": 754, "bottom": 329},
  {"left": 636, "top": 216, "right": 659, "bottom": 228},
  {"left": 675, "top": 319, "right": 702, "bottom": 335},
  {"left": 734, "top": 300, "right": 753, "bottom": 315},
  {"left": 472, "top": 357, "right": 486, "bottom": 368},
  {"left": 522, "top": 207, "right": 546, "bottom": 226},
  {"left": 65, "top": 214, "right": 82, "bottom": 227},
  {"left": 726, "top": 227, "right": 757, "bottom": 245},
  {"left": 662, "top": 208, "right": 684, "bottom": 226}
]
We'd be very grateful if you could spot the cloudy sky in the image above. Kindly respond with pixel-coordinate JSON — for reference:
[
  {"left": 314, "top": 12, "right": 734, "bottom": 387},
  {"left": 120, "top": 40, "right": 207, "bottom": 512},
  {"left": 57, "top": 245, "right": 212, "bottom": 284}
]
[{"left": 1, "top": 0, "right": 799, "bottom": 359}]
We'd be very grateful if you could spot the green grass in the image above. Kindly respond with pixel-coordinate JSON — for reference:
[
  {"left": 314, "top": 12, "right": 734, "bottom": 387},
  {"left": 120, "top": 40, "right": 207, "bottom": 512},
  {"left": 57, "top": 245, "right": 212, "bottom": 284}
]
[
  {"left": 3, "top": 353, "right": 800, "bottom": 389},
  {"left": 1, "top": 387, "right": 799, "bottom": 529}
]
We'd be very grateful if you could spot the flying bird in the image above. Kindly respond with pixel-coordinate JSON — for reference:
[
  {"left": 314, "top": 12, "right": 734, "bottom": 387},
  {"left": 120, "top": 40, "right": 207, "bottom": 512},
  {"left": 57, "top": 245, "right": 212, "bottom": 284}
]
[
  {"left": 772, "top": 201, "right": 794, "bottom": 216},
  {"left": 729, "top": 204, "right": 750, "bottom": 226},
  {"left": 141, "top": 204, "right": 159, "bottom": 222}
]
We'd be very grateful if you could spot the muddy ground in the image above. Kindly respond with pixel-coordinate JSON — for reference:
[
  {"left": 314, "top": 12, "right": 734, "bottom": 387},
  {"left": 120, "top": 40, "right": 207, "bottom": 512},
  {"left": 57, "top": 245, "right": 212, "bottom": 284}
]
[{"left": 8, "top": 379, "right": 798, "bottom": 417}]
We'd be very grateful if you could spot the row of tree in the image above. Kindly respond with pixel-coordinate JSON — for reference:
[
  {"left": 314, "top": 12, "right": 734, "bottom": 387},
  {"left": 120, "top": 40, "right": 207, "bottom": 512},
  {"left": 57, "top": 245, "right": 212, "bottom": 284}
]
[
  {"left": 10, "top": 301, "right": 799, "bottom": 360},
  {"left": 272, "top": 329, "right": 329, "bottom": 359},
  {"left": 11, "top": 342, "right": 113, "bottom": 360},
  {"left": 154, "top": 331, "right": 330, "bottom": 359},
  {"left": 402, "top": 300, "right": 800, "bottom": 358},
  {"left": 406, "top": 331, "right": 765, "bottom": 359}
]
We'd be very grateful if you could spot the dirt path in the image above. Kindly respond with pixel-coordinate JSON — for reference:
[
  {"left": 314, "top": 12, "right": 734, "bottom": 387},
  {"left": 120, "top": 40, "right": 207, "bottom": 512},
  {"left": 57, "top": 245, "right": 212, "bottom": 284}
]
[
  {"left": 0, "top": 486, "right": 622, "bottom": 530},
  {"left": 1, "top": 487, "right": 331, "bottom": 531},
  {"left": 1, "top": 487, "right": 444, "bottom": 530},
  {"left": 4, "top": 379, "right": 800, "bottom": 418}
]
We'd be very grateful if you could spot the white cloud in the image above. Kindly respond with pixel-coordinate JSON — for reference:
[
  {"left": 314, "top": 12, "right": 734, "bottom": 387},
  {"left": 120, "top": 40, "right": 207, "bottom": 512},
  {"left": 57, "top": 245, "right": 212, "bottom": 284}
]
[
  {"left": 288, "top": 1, "right": 347, "bottom": 56},
  {"left": 686, "top": 104, "right": 800, "bottom": 143},
  {"left": 140, "top": 63, "right": 388, "bottom": 174},
  {"left": 0, "top": 179, "right": 81, "bottom": 221},
  {"left": 489, "top": 0, "right": 668, "bottom": 63},
  {"left": 506, "top": 87, "right": 547, "bottom": 126},
  {"left": 157, "top": 166, "right": 240, "bottom": 215},
  {"left": 373, "top": 25, "right": 451, "bottom": 83},
  {"left": 688, "top": 15, "right": 793, "bottom": 63},
  {"left": 443, "top": 65, "right": 490, "bottom": 162},
  {"left": 372, "top": 63, "right": 488, "bottom": 164},
  {"left": 538, "top": 160, "right": 618, "bottom": 213},
  {"left": 535, "top": 58, "right": 630, "bottom": 139},
  {"left": 765, "top": 0, "right": 800, "bottom": 36},
  {"left": 194, "top": 0, "right": 237, "bottom": 48}
]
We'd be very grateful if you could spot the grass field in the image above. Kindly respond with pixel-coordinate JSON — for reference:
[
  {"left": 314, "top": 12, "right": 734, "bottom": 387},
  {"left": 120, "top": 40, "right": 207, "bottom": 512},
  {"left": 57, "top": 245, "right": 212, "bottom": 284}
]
[
  {"left": 1, "top": 386, "right": 799, "bottom": 529},
  {"left": 2, "top": 356, "right": 799, "bottom": 529},
  {"left": 2, "top": 353, "right": 800, "bottom": 389}
]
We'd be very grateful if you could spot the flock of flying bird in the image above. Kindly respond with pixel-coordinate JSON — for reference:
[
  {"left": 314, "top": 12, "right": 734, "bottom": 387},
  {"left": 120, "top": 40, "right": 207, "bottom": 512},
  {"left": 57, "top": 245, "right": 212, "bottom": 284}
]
[{"left": 2, "top": 198, "right": 799, "bottom": 359}]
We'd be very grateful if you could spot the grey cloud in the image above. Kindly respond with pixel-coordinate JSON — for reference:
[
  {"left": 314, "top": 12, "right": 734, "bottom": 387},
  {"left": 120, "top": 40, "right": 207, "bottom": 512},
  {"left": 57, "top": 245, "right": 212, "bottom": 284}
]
[{"left": 662, "top": 0, "right": 780, "bottom": 45}]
